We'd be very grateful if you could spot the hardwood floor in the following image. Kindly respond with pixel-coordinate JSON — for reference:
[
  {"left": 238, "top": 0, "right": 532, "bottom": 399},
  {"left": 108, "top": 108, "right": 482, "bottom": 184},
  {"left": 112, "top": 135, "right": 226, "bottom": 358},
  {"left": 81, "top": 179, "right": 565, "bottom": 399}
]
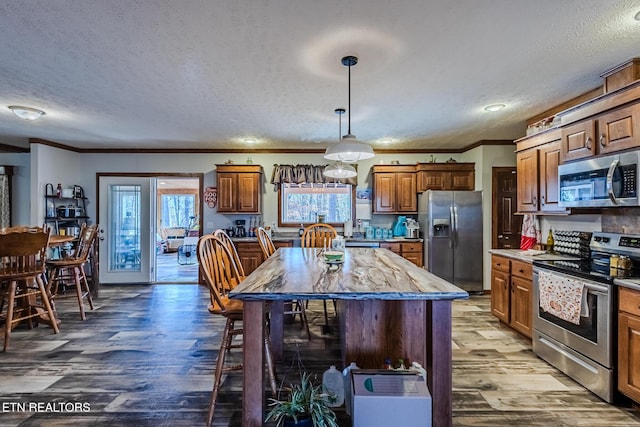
[{"left": 1, "top": 285, "right": 639, "bottom": 426}]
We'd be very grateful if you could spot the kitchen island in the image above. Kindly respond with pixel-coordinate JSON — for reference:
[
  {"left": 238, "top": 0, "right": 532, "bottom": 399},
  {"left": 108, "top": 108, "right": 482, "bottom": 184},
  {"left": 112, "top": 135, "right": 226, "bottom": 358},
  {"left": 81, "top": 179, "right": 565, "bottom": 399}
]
[{"left": 230, "top": 247, "right": 468, "bottom": 427}]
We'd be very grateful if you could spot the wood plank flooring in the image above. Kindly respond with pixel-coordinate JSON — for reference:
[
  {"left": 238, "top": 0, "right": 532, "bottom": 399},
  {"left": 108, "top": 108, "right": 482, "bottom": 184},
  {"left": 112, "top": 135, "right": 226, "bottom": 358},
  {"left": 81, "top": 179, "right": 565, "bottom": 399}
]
[{"left": 0, "top": 284, "right": 638, "bottom": 426}]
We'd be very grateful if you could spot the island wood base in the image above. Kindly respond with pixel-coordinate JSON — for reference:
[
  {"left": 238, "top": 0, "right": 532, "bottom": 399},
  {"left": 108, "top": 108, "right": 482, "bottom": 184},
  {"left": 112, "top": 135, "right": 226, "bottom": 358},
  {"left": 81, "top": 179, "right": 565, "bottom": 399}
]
[{"left": 242, "top": 299, "right": 453, "bottom": 427}]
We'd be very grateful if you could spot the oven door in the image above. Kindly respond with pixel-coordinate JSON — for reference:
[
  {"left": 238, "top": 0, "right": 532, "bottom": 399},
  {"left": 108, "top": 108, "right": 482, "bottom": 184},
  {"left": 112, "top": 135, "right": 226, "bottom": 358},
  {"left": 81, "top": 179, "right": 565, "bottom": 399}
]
[{"left": 532, "top": 267, "right": 612, "bottom": 367}]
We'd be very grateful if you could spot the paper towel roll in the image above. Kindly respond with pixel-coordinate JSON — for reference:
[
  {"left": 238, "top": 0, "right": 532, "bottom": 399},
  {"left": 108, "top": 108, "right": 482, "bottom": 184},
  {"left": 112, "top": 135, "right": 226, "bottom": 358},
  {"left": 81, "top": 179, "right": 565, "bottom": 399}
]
[{"left": 343, "top": 220, "right": 353, "bottom": 237}]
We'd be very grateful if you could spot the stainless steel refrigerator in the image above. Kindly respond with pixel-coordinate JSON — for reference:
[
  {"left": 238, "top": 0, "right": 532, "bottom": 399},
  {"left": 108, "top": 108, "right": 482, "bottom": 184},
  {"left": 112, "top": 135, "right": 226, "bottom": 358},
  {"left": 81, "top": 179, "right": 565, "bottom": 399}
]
[{"left": 418, "top": 190, "right": 483, "bottom": 292}]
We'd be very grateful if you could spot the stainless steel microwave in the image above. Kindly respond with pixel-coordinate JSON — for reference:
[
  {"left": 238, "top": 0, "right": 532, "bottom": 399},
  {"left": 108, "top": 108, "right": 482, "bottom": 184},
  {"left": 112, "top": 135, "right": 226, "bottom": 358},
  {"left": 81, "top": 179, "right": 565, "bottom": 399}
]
[{"left": 558, "top": 151, "right": 639, "bottom": 208}]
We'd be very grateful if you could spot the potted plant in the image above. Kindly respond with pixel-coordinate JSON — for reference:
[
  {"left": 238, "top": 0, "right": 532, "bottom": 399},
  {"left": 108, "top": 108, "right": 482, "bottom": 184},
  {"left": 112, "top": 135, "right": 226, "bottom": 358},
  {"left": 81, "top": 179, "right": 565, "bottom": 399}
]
[{"left": 265, "top": 372, "right": 339, "bottom": 427}]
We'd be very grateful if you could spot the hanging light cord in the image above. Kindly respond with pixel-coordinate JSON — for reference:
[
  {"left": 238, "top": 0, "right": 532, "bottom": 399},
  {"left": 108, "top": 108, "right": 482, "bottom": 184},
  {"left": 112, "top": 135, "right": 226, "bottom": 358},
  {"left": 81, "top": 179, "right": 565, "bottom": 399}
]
[{"left": 347, "top": 61, "right": 351, "bottom": 136}]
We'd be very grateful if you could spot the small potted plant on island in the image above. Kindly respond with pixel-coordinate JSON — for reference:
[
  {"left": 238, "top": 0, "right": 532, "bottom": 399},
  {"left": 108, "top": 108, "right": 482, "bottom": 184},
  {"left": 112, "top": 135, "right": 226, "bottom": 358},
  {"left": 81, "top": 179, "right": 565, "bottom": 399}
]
[{"left": 265, "top": 372, "right": 338, "bottom": 427}]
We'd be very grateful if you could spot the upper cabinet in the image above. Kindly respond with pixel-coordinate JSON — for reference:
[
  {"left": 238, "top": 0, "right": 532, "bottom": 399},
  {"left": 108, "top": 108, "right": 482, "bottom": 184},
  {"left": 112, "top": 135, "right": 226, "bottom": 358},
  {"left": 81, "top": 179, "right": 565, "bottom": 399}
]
[
  {"left": 515, "top": 129, "right": 564, "bottom": 213},
  {"left": 372, "top": 165, "right": 417, "bottom": 214},
  {"left": 215, "top": 164, "right": 263, "bottom": 214},
  {"left": 561, "top": 104, "right": 640, "bottom": 162},
  {"left": 416, "top": 163, "right": 475, "bottom": 192}
]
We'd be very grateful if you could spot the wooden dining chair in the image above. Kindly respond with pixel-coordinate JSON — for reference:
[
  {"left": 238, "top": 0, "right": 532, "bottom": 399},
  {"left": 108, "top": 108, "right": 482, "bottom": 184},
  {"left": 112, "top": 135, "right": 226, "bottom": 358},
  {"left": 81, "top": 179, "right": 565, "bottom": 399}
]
[
  {"left": 301, "top": 223, "right": 339, "bottom": 333},
  {"left": 197, "top": 234, "right": 277, "bottom": 426},
  {"left": 46, "top": 224, "right": 98, "bottom": 320},
  {"left": 213, "top": 229, "right": 246, "bottom": 279},
  {"left": 301, "top": 223, "right": 337, "bottom": 249},
  {"left": 0, "top": 226, "right": 59, "bottom": 352},
  {"left": 257, "top": 227, "right": 311, "bottom": 340}
]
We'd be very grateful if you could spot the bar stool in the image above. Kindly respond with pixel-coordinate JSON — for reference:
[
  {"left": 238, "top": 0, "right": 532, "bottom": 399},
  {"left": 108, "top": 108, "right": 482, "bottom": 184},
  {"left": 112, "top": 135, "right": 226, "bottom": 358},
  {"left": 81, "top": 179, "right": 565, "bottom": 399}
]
[
  {"left": 0, "top": 227, "right": 59, "bottom": 352},
  {"left": 46, "top": 224, "right": 98, "bottom": 320},
  {"left": 197, "top": 234, "right": 277, "bottom": 426},
  {"left": 257, "top": 226, "right": 311, "bottom": 340}
]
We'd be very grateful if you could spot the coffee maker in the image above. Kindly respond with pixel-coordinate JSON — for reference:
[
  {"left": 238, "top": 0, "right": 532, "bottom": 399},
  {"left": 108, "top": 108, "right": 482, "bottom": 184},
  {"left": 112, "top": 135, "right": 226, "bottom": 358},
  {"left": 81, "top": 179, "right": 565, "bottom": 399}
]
[{"left": 234, "top": 219, "right": 247, "bottom": 238}]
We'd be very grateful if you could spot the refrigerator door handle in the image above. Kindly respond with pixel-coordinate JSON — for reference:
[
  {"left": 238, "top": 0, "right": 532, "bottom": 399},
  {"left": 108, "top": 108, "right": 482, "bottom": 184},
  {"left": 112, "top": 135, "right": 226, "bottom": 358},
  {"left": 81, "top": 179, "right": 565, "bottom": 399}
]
[
  {"left": 453, "top": 206, "right": 459, "bottom": 248},
  {"left": 449, "top": 206, "right": 455, "bottom": 248}
]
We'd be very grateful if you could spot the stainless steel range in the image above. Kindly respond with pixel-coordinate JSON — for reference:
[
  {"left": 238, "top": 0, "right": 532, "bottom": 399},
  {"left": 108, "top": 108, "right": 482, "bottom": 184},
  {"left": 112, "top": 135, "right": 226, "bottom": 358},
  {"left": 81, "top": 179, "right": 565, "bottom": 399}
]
[{"left": 532, "top": 232, "right": 640, "bottom": 403}]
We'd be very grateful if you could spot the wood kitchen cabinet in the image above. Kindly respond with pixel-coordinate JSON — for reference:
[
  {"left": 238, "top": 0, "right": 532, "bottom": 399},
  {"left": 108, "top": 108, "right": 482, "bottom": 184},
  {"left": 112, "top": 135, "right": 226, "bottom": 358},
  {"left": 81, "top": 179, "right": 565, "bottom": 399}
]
[
  {"left": 372, "top": 165, "right": 417, "bottom": 214},
  {"left": 618, "top": 286, "right": 640, "bottom": 403},
  {"left": 380, "top": 241, "right": 424, "bottom": 267},
  {"left": 235, "top": 240, "right": 292, "bottom": 275},
  {"left": 416, "top": 163, "right": 475, "bottom": 192},
  {"left": 490, "top": 254, "right": 532, "bottom": 339},
  {"left": 215, "top": 164, "right": 263, "bottom": 214},
  {"left": 561, "top": 103, "right": 640, "bottom": 162},
  {"left": 515, "top": 129, "right": 563, "bottom": 213}
]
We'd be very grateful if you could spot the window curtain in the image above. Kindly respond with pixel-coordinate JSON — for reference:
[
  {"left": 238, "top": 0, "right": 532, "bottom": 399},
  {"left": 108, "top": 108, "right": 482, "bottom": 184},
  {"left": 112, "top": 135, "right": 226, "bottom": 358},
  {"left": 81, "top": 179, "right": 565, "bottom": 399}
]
[{"left": 270, "top": 164, "right": 357, "bottom": 190}]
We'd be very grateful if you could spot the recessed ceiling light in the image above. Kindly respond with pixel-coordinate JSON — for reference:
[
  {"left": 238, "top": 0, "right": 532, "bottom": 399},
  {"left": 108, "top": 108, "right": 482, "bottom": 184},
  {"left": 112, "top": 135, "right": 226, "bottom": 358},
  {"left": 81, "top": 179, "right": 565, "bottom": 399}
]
[
  {"left": 243, "top": 138, "right": 256, "bottom": 144},
  {"left": 378, "top": 138, "right": 393, "bottom": 144},
  {"left": 484, "top": 104, "right": 506, "bottom": 112},
  {"left": 8, "top": 105, "right": 46, "bottom": 120},
  {"left": 635, "top": 10, "right": 640, "bottom": 20}
]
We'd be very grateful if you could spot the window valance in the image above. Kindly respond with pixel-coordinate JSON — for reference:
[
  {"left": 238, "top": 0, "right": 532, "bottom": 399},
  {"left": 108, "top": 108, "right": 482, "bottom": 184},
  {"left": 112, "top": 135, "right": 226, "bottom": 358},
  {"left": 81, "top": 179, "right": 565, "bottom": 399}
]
[{"left": 270, "top": 164, "right": 357, "bottom": 190}]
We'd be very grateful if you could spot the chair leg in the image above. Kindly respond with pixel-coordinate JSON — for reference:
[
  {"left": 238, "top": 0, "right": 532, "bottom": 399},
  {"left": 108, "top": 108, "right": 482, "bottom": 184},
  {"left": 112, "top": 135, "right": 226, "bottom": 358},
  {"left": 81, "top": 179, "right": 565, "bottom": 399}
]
[
  {"left": 264, "top": 335, "right": 278, "bottom": 396},
  {"left": 73, "top": 267, "right": 86, "bottom": 320},
  {"left": 298, "top": 301, "right": 311, "bottom": 341},
  {"left": 36, "top": 275, "right": 59, "bottom": 334},
  {"left": 79, "top": 265, "right": 94, "bottom": 310},
  {"left": 207, "top": 318, "right": 233, "bottom": 427},
  {"left": 3, "top": 281, "right": 17, "bottom": 352}
]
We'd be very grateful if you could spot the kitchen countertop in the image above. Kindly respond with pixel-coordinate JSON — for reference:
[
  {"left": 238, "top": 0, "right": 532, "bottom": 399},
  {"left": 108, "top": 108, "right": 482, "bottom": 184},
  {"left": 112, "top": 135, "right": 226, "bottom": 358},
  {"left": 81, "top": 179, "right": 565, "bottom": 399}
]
[
  {"left": 613, "top": 278, "right": 640, "bottom": 292},
  {"left": 489, "top": 248, "right": 580, "bottom": 263},
  {"left": 231, "top": 233, "right": 423, "bottom": 244}
]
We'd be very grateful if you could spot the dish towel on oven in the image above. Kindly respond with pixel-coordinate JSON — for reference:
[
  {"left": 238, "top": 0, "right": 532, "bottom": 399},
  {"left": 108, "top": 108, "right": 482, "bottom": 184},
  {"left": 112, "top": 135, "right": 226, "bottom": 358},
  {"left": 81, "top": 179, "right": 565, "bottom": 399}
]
[{"left": 538, "top": 270, "right": 588, "bottom": 325}]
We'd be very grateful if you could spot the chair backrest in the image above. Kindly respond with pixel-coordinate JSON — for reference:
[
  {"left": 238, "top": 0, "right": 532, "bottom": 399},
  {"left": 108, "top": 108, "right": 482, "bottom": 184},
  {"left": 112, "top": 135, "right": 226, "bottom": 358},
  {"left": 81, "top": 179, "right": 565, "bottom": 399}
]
[
  {"left": 197, "top": 234, "right": 243, "bottom": 312},
  {"left": 213, "top": 229, "right": 246, "bottom": 279},
  {"left": 0, "top": 227, "right": 50, "bottom": 278},
  {"left": 256, "top": 227, "right": 276, "bottom": 258},
  {"left": 71, "top": 224, "right": 99, "bottom": 262},
  {"left": 301, "top": 223, "right": 337, "bottom": 248}
]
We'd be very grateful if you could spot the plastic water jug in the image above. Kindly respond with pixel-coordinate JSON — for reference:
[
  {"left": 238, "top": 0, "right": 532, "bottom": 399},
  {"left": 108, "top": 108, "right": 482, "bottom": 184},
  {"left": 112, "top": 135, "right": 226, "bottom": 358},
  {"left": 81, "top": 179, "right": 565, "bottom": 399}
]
[
  {"left": 322, "top": 365, "right": 344, "bottom": 407},
  {"left": 342, "top": 362, "right": 359, "bottom": 415}
]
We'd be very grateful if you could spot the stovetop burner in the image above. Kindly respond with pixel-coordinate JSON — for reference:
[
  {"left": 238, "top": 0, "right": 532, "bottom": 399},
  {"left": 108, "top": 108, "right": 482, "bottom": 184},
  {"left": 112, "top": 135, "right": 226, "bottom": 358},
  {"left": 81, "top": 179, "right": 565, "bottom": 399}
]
[{"left": 532, "top": 259, "right": 638, "bottom": 284}]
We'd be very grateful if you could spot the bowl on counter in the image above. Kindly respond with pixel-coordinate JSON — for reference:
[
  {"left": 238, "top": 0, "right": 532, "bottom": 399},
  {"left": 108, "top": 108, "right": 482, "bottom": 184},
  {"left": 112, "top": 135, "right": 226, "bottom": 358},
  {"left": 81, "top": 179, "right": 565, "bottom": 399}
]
[{"left": 323, "top": 250, "right": 344, "bottom": 262}]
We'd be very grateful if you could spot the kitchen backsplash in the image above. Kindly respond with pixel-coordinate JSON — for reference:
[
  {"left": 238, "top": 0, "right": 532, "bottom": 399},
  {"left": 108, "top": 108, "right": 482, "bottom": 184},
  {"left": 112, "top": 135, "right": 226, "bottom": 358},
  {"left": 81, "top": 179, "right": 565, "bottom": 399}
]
[{"left": 601, "top": 208, "right": 640, "bottom": 234}]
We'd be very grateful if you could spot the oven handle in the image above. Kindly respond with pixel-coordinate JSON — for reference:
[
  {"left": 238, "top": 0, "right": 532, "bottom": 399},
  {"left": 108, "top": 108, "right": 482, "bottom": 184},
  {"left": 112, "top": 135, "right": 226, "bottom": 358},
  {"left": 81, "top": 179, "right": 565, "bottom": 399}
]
[
  {"left": 533, "top": 268, "right": 610, "bottom": 294},
  {"left": 606, "top": 159, "right": 619, "bottom": 205}
]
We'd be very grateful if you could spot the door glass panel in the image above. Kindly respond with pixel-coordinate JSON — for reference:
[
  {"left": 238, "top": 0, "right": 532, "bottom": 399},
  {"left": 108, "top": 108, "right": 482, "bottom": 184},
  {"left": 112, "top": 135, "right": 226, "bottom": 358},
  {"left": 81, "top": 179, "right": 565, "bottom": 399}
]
[{"left": 110, "top": 184, "right": 141, "bottom": 272}]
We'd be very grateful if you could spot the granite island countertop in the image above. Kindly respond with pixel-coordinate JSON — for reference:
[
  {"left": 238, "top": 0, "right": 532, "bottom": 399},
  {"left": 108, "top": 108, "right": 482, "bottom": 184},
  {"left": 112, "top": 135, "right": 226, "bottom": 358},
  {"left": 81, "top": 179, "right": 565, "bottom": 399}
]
[
  {"left": 230, "top": 247, "right": 467, "bottom": 301},
  {"left": 489, "top": 248, "right": 580, "bottom": 264}
]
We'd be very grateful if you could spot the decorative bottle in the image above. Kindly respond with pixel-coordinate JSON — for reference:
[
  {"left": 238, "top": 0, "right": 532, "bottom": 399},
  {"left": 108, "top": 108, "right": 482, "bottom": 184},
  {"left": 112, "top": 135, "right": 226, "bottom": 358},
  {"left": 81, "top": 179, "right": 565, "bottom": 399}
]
[
  {"left": 298, "top": 224, "right": 304, "bottom": 237},
  {"left": 56, "top": 183, "right": 62, "bottom": 198},
  {"left": 546, "top": 229, "right": 554, "bottom": 252}
]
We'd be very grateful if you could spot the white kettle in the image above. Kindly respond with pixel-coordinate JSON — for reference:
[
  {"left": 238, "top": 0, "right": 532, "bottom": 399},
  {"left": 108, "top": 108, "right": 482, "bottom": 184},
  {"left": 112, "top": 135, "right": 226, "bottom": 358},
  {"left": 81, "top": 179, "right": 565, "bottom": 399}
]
[{"left": 331, "top": 235, "right": 345, "bottom": 251}]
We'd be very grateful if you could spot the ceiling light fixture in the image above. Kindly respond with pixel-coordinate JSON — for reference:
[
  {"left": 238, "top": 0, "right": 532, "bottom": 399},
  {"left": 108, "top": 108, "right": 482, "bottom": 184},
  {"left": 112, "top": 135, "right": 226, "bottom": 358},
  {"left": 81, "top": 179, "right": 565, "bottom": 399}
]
[
  {"left": 484, "top": 104, "right": 506, "bottom": 112},
  {"left": 324, "top": 108, "right": 357, "bottom": 179},
  {"left": 635, "top": 10, "right": 640, "bottom": 20},
  {"left": 324, "top": 56, "right": 375, "bottom": 163},
  {"left": 8, "top": 105, "right": 45, "bottom": 120}
]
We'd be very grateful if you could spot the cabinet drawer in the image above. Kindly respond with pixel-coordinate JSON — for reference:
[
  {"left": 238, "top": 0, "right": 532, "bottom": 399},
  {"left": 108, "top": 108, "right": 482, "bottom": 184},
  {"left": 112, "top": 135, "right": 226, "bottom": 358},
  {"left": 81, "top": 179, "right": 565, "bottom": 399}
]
[
  {"left": 511, "top": 259, "right": 532, "bottom": 279},
  {"left": 491, "top": 255, "right": 510, "bottom": 273},
  {"left": 401, "top": 242, "right": 422, "bottom": 252},
  {"left": 380, "top": 242, "right": 401, "bottom": 253},
  {"left": 619, "top": 287, "right": 640, "bottom": 317}
]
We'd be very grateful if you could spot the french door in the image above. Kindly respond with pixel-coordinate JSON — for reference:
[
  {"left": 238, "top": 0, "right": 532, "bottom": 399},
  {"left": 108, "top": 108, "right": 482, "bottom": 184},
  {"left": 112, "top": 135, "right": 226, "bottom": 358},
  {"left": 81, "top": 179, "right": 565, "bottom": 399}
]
[{"left": 98, "top": 177, "right": 156, "bottom": 284}]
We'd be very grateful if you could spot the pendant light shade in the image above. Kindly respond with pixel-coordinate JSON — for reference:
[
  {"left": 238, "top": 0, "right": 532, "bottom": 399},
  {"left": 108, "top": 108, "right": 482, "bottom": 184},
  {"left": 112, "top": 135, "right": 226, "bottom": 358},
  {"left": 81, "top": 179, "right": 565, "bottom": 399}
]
[
  {"left": 324, "top": 56, "right": 374, "bottom": 163},
  {"left": 323, "top": 161, "right": 357, "bottom": 178}
]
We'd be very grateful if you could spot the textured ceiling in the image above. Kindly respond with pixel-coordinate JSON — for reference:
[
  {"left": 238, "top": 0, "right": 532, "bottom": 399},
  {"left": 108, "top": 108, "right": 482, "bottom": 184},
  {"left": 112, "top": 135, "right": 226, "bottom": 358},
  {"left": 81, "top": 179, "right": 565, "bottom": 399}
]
[{"left": 1, "top": 1, "right": 640, "bottom": 152}]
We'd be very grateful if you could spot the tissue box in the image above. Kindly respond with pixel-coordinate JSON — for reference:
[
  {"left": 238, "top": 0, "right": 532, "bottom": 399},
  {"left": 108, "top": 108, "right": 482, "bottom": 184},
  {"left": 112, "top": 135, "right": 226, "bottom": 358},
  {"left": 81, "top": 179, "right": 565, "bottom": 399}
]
[{"left": 352, "top": 370, "right": 431, "bottom": 427}]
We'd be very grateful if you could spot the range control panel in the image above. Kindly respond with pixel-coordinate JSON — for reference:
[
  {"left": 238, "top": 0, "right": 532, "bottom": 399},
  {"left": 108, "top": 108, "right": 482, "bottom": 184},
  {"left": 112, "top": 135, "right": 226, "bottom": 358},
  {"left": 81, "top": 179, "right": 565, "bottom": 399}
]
[{"left": 591, "top": 232, "right": 640, "bottom": 257}]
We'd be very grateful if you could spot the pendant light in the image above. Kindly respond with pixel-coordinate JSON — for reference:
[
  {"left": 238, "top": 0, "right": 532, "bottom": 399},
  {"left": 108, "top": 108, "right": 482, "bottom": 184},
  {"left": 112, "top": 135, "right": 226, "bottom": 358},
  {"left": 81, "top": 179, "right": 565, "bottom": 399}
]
[
  {"left": 324, "top": 56, "right": 375, "bottom": 163},
  {"left": 324, "top": 108, "right": 357, "bottom": 179}
]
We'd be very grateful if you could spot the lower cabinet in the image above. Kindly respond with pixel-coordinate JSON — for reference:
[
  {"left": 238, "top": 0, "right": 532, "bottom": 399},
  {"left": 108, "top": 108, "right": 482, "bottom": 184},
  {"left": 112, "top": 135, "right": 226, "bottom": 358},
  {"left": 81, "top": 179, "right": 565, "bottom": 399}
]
[
  {"left": 235, "top": 240, "right": 292, "bottom": 275},
  {"left": 490, "top": 254, "right": 532, "bottom": 339},
  {"left": 618, "top": 286, "right": 640, "bottom": 403},
  {"left": 380, "top": 242, "right": 424, "bottom": 267}
]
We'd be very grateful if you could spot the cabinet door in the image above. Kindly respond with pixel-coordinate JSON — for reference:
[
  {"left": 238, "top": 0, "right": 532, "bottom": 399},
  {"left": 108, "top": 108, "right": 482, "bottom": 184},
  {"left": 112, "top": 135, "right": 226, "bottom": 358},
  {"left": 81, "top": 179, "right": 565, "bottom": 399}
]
[
  {"left": 618, "top": 312, "right": 640, "bottom": 403},
  {"left": 449, "top": 170, "right": 475, "bottom": 190},
  {"left": 491, "top": 269, "right": 510, "bottom": 323},
  {"left": 236, "top": 242, "right": 264, "bottom": 275},
  {"left": 217, "top": 173, "right": 236, "bottom": 212},
  {"left": 598, "top": 104, "right": 640, "bottom": 155},
  {"left": 402, "top": 252, "right": 423, "bottom": 267},
  {"left": 396, "top": 172, "right": 417, "bottom": 212},
  {"left": 419, "top": 171, "right": 446, "bottom": 191},
  {"left": 561, "top": 120, "right": 596, "bottom": 162},
  {"left": 373, "top": 173, "right": 397, "bottom": 213},
  {"left": 516, "top": 149, "right": 539, "bottom": 212},
  {"left": 510, "top": 276, "right": 532, "bottom": 338},
  {"left": 237, "top": 173, "right": 260, "bottom": 213},
  {"left": 538, "top": 140, "right": 561, "bottom": 212}
]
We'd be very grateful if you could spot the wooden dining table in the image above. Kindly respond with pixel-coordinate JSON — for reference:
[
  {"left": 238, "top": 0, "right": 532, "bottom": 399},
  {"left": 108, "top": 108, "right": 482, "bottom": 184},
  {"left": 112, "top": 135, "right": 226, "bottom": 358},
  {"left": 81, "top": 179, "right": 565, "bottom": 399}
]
[{"left": 229, "top": 247, "right": 469, "bottom": 427}]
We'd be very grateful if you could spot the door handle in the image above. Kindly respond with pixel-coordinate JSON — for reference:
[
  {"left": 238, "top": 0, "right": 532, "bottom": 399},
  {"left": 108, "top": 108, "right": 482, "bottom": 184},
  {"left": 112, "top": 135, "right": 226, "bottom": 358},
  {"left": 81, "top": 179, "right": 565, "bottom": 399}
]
[
  {"left": 600, "top": 133, "right": 606, "bottom": 147},
  {"left": 606, "top": 159, "right": 619, "bottom": 205},
  {"left": 586, "top": 136, "right": 592, "bottom": 150}
]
